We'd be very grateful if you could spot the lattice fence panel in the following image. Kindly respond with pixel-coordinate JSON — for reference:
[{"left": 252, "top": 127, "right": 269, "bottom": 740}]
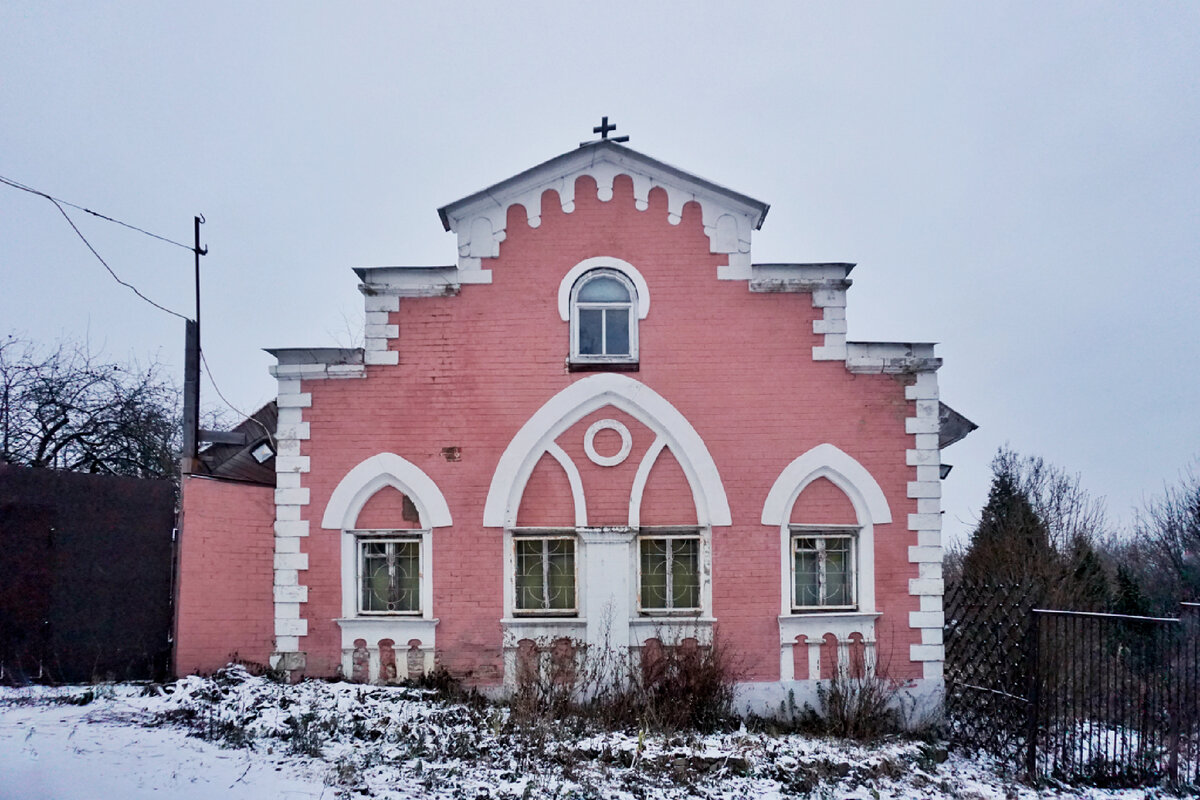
[{"left": 944, "top": 581, "right": 1041, "bottom": 772}]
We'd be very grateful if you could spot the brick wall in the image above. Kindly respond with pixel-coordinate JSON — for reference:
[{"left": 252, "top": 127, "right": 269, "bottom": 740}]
[
  {"left": 174, "top": 475, "right": 275, "bottom": 674},
  {"left": 285, "top": 174, "right": 921, "bottom": 683}
]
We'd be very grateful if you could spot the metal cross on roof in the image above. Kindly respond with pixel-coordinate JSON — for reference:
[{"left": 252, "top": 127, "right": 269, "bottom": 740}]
[{"left": 591, "top": 116, "right": 629, "bottom": 143}]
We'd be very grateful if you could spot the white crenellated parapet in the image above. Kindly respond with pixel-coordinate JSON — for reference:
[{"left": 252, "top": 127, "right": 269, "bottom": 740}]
[
  {"left": 437, "top": 141, "right": 768, "bottom": 278},
  {"left": 904, "top": 369, "right": 945, "bottom": 680}
]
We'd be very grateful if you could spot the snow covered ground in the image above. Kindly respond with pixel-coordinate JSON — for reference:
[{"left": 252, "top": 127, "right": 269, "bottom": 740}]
[{"left": 0, "top": 669, "right": 1174, "bottom": 799}]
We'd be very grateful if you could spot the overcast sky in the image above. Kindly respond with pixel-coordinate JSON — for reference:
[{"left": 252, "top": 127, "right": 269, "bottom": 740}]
[{"left": 2, "top": 2, "right": 1197, "bottom": 545}]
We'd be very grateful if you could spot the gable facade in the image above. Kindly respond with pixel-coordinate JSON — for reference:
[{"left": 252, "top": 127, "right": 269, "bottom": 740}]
[{"left": 175, "top": 141, "right": 950, "bottom": 714}]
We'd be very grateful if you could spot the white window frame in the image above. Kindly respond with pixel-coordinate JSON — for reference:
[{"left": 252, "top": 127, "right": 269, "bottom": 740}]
[
  {"left": 569, "top": 269, "right": 639, "bottom": 366},
  {"left": 637, "top": 531, "right": 702, "bottom": 616},
  {"left": 355, "top": 532, "right": 424, "bottom": 616},
  {"left": 511, "top": 531, "right": 578, "bottom": 617},
  {"left": 789, "top": 525, "right": 859, "bottom": 612}
]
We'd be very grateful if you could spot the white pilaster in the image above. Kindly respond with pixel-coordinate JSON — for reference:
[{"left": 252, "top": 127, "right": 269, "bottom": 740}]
[{"left": 578, "top": 527, "right": 635, "bottom": 653}]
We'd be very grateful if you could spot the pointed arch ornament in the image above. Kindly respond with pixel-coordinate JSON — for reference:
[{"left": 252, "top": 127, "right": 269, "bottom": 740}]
[
  {"left": 761, "top": 443, "right": 892, "bottom": 527},
  {"left": 322, "top": 453, "right": 452, "bottom": 530},
  {"left": 483, "top": 374, "right": 730, "bottom": 528}
]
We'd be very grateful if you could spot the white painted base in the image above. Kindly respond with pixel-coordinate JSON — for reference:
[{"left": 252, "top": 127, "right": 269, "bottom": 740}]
[{"left": 733, "top": 678, "right": 944, "bottom": 729}]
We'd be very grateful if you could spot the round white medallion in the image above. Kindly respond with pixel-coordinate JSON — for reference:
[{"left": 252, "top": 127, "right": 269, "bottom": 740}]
[{"left": 584, "top": 419, "right": 632, "bottom": 467}]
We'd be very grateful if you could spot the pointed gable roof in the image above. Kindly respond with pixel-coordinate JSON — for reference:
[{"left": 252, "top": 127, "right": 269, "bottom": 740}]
[{"left": 436, "top": 140, "right": 769, "bottom": 270}]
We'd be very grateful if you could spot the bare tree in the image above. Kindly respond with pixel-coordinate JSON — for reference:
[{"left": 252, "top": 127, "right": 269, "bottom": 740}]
[
  {"left": 0, "top": 334, "right": 181, "bottom": 479},
  {"left": 1133, "top": 464, "right": 1200, "bottom": 608}
]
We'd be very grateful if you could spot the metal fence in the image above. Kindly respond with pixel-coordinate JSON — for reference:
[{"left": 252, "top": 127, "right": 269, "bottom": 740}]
[
  {"left": 1029, "top": 608, "right": 1199, "bottom": 787},
  {"left": 945, "top": 583, "right": 1199, "bottom": 789}
]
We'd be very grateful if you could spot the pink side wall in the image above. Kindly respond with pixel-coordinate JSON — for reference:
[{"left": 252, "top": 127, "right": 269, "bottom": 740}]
[
  {"left": 174, "top": 475, "right": 275, "bottom": 675},
  {"left": 275, "top": 173, "right": 921, "bottom": 683}
]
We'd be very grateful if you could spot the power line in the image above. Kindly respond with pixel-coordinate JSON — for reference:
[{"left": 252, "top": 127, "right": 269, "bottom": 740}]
[
  {"left": 3, "top": 174, "right": 267, "bottom": 446},
  {"left": 44, "top": 196, "right": 190, "bottom": 322},
  {"left": 200, "top": 350, "right": 275, "bottom": 447},
  {"left": 0, "top": 175, "right": 193, "bottom": 250}
]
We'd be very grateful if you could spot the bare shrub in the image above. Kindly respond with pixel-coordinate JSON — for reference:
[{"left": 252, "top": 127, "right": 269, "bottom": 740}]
[
  {"left": 509, "top": 628, "right": 737, "bottom": 734},
  {"left": 815, "top": 670, "right": 904, "bottom": 741}
]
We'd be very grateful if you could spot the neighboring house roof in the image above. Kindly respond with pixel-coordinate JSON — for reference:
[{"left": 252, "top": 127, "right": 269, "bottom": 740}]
[{"left": 196, "top": 401, "right": 277, "bottom": 485}]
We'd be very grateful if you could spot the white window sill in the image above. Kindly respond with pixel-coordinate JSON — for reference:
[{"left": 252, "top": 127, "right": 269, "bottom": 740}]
[
  {"left": 777, "top": 611, "right": 880, "bottom": 646},
  {"left": 334, "top": 617, "right": 438, "bottom": 650},
  {"left": 629, "top": 616, "right": 715, "bottom": 647},
  {"left": 501, "top": 617, "right": 587, "bottom": 647}
]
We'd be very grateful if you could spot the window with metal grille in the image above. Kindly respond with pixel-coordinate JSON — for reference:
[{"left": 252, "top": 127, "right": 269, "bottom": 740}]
[
  {"left": 791, "top": 530, "right": 857, "bottom": 611},
  {"left": 639, "top": 535, "right": 701, "bottom": 613},
  {"left": 358, "top": 536, "right": 422, "bottom": 614},
  {"left": 514, "top": 536, "right": 577, "bottom": 614}
]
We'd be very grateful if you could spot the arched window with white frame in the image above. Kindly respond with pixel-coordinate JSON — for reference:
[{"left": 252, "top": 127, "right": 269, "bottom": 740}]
[{"left": 570, "top": 269, "right": 638, "bottom": 366}]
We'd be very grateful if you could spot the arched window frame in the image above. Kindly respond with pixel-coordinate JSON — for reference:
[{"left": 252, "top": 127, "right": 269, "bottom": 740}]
[{"left": 569, "top": 268, "right": 639, "bottom": 366}]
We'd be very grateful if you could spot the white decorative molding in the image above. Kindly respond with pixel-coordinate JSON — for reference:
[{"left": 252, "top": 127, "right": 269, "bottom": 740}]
[
  {"left": 763, "top": 443, "right": 892, "bottom": 681},
  {"left": 483, "top": 374, "right": 731, "bottom": 528},
  {"left": 583, "top": 419, "right": 632, "bottom": 467},
  {"left": 627, "top": 436, "right": 667, "bottom": 528},
  {"left": 326, "top": 453, "right": 449, "bottom": 684},
  {"left": 777, "top": 612, "right": 880, "bottom": 681},
  {"left": 322, "top": 453, "right": 453, "bottom": 530},
  {"left": 761, "top": 444, "right": 893, "bottom": 527},
  {"left": 545, "top": 443, "right": 588, "bottom": 527},
  {"left": 556, "top": 257, "right": 650, "bottom": 321},
  {"left": 438, "top": 142, "right": 768, "bottom": 273},
  {"left": 335, "top": 616, "right": 438, "bottom": 683}
]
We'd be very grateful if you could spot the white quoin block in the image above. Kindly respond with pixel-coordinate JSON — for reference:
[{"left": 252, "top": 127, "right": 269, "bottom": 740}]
[
  {"left": 275, "top": 619, "right": 308, "bottom": 637},
  {"left": 274, "top": 520, "right": 310, "bottom": 538},
  {"left": 909, "top": 611, "right": 944, "bottom": 629},
  {"left": 276, "top": 393, "right": 312, "bottom": 409},
  {"left": 908, "top": 545, "right": 943, "bottom": 563},
  {"left": 274, "top": 585, "right": 308, "bottom": 603},
  {"left": 363, "top": 295, "right": 400, "bottom": 313},
  {"left": 908, "top": 578, "right": 944, "bottom": 596},
  {"left": 364, "top": 351, "right": 400, "bottom": 366},
  {"left": 910, "top": 644, "right": 944, "bottom": 662},
  {"left": 906, "top": 449, "right": 940, "bottom": 467},
  {"left": 274, "top": 487, "right": 310, "bottom": 506},
  {"left": 907, "top": 513, "right": 942, "bottom": 531},
  {"left": 905, "top": 417, "right": 940, "bottom": 435},
  {"left": 275, "top": 636, "right": 300, "bottom": 652},
  {"left": 274, "top": 536, "right": 301, "bottom": 554},
  {"left": 907, "top": 481, "right": 941, "bottom": 499},
  {"left": 274, "top": 552, "right": 309, "bottom": 571},
  {"left": 276, "top": 504, "right": 302, "bottom": 521}
]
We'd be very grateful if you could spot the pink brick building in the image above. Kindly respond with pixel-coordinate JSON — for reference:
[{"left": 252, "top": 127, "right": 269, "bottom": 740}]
[{"left": 175, "top": 139, "right": 971, "bottom": 714}]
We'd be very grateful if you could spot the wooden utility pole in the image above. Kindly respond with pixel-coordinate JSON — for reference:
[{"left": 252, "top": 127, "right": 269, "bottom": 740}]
[{"left": 180, "top": 215, "right": 206, "bottom": 474}]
